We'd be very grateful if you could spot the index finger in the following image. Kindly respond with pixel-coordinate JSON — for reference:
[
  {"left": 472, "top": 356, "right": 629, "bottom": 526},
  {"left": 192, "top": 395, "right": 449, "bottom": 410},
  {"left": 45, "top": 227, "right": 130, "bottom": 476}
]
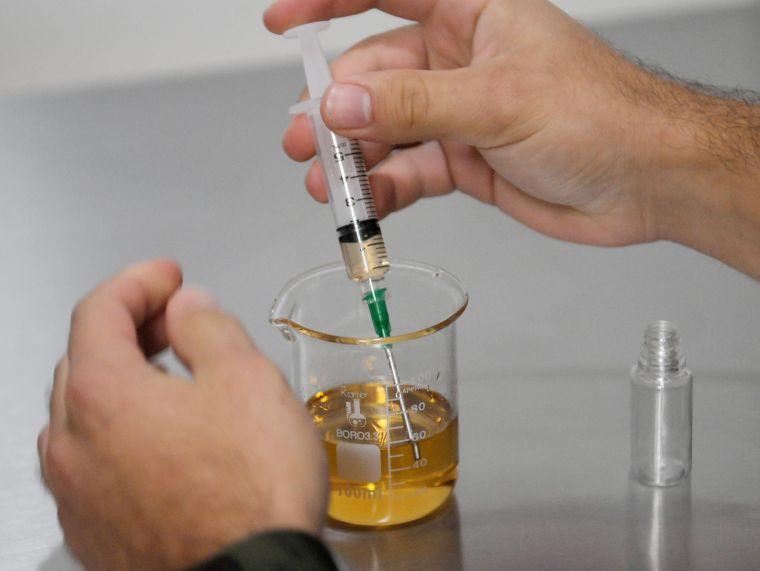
[
  {"left": 263, "top": 0, "right": 438, "bottom": 34},
  {"left": 67, "top": 259, "right": 182, "bottom": 370}
]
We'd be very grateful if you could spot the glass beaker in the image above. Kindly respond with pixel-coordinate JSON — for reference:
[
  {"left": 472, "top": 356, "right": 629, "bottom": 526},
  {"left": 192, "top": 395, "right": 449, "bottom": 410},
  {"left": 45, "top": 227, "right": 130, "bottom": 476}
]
[{"left": 270, "top": 260, "right": 467, "bottom": 527}]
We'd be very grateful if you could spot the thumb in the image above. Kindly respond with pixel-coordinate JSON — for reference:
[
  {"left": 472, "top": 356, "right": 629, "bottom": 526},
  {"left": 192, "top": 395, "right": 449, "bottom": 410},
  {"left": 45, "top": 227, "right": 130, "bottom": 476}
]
[
  {"left": 165, "top": 286, "right": 261, "bottom": 374},
  {"left": 321, "top": 66, "right": 516, "bottom": 147}
]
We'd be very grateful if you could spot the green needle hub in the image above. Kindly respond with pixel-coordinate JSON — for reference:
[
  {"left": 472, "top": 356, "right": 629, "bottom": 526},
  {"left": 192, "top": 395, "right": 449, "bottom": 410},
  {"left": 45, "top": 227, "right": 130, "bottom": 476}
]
[{"left": 363, "top": 287, "right": 391, "bottom": 338}]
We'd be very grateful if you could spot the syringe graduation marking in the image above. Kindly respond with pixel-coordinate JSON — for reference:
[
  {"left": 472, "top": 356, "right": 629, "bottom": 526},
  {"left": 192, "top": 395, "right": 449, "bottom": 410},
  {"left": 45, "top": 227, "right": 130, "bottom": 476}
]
[{"left": 334, "top": 139, "right": 377, "bottom": 219}]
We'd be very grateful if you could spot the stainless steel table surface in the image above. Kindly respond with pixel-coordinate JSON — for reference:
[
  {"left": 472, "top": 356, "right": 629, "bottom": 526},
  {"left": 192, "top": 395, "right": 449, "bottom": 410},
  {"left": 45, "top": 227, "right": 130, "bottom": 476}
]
[
  {"left": 2, "top": 5, "right": 760, "bottom": 570},
  {"left": 12, "top": 372, "right": 760, "bottom": 570},
  {"left": 328, "top": 372, "right": 760, "bottom": 570}
]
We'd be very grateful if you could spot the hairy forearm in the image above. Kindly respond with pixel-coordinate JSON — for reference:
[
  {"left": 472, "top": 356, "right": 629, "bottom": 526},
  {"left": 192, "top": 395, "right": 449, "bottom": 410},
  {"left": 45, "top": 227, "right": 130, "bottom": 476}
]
[{"left": 652, "top": 80, "right": 760, "bottom": 280}]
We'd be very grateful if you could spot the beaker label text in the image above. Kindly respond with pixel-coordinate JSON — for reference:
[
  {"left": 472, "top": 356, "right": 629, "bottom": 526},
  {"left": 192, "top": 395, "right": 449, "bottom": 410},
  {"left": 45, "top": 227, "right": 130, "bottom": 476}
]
[
  {"left": 335, "top": 485, "right": 379, "bottom": 500},
  {"left": 337, "top": 428, "right": 382, "bottom": 442}
]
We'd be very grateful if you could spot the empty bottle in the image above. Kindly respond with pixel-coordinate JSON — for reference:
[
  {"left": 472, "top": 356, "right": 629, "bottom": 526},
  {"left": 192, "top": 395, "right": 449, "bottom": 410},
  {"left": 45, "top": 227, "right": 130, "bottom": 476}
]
[{"left": 630, "top": 321, "right": 693, "bottom": 486}]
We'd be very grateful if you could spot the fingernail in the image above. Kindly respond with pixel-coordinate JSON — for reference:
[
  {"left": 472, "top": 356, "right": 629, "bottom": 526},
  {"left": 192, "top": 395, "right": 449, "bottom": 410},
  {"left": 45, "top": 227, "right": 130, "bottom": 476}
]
[
  {"left": 173, "top": 286, "right": 218, "bottom": 312},
  {"left": 325, "top": 83, "right": 372, "bottom": 129}
]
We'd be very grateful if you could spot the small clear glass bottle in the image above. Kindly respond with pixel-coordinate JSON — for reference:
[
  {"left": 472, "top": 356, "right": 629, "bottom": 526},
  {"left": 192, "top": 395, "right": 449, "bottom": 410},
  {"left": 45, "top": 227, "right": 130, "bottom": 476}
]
[{"left": 630, "top": 321, "right": 693, "bottom": 486}]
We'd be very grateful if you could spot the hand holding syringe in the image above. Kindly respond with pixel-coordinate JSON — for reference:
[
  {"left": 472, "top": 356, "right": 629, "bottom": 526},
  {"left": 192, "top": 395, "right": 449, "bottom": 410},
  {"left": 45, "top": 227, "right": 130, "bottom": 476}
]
[{"left": 286, "top": 21, "right": 420, "bottom": 460}]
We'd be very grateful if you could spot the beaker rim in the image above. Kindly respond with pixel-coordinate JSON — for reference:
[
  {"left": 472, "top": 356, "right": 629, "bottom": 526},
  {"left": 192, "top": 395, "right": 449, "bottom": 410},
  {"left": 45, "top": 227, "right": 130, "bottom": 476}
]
[{"left": 270, "top": 259, "right": 468, "bottom": 346}]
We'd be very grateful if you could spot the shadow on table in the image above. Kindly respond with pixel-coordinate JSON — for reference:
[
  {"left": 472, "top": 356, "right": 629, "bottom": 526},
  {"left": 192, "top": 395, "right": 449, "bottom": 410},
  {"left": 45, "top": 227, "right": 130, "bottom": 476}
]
[
  {"left": 325, "top": 496, "right": 463, "bottom": 571},
  {"left": 38, "top": 543, "right": 82, "bottom": 571}
]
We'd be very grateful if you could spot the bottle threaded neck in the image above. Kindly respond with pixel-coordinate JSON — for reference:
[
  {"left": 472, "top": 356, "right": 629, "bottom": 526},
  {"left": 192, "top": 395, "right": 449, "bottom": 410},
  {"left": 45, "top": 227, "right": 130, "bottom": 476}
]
[{"left": 638, "top": 320, "right": 685, "bottom": 375}]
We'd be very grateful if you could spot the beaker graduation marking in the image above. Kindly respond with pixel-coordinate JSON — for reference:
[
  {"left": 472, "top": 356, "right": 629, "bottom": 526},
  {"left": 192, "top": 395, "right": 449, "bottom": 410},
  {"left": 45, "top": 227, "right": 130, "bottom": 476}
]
[{"left": 385, "top": 346, "right": 421, "bottom": 461}]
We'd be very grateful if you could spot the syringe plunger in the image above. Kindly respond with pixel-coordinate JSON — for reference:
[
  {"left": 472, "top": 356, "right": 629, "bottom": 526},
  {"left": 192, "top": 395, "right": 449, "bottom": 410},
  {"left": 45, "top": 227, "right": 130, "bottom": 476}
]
[{"left": 283, "top": 21, "right": 331, "bottom": 98}]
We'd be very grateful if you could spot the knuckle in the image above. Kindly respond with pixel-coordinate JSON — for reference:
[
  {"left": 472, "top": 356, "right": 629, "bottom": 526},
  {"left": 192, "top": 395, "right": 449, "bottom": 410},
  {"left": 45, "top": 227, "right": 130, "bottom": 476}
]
[
  {"left": 37, "top": 426, "right": 49, "bottom": 458},
  {"left": 187, "top": 309, "right": 227, "bottom": 332},
  {"left": 44, "top": 434, "right": 74, "bottom": 492},
  {"left": 64, "top": 372, "right": 96, "bottom": 414},
  {"left": 63, "top": 366, "right": 111, "bottom": 428},
  {"left": 193, "top": 312, "right": 241, "bottom": 346},
  {"left": 53, "top": 357, "right": 68, "bottom": 382},
  {"left": 69, "top": 298, "right": 89, "bottom": 329},
  {"left": 385, "top": 72, "right": 431, "bottom": 132},
  {"left": 69, "top": 293, "right": 110, "bottom": 332}
]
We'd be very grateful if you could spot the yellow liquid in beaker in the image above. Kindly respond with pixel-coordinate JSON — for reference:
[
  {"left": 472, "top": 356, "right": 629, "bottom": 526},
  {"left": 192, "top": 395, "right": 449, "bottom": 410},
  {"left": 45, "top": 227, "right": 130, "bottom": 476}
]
[{"left": 307, "top": 382, "right": 458, "bottom": 527}]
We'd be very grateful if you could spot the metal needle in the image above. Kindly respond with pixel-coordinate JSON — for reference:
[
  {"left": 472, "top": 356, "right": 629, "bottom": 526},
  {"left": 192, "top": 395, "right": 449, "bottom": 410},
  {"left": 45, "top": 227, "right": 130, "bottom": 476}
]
[{"left": 385, "top": 346, "right": 421, "bottom": 461}]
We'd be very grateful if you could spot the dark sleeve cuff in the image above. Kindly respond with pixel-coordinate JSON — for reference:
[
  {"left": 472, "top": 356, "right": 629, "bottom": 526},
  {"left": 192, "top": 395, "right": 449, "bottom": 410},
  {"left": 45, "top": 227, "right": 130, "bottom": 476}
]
[{"left": 190, "top": 530, "right": 339, "bottom": 571}]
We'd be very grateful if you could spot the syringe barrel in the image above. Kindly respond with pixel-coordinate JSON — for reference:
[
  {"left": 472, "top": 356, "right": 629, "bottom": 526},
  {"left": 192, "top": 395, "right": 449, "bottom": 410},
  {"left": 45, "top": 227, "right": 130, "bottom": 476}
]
[
  {"left": 286, "top": 21, "right": 390, "bottom": 283},
  {"left": 307, "top": 107, "right": 390, "bottom": 282}
]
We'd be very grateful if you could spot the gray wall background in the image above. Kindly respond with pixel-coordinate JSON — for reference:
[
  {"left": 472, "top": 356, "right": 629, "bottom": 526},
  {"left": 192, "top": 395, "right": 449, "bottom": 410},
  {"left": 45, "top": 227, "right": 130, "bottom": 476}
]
[{"left": 0, "top": 0, "right": 750, "bottom": 96}]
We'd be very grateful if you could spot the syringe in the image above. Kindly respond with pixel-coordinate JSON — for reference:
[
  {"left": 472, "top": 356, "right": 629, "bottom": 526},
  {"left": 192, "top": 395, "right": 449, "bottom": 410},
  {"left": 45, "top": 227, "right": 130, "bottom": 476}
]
[{"left": 285, "top": 21, "right": 420, "bottom": 460}]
